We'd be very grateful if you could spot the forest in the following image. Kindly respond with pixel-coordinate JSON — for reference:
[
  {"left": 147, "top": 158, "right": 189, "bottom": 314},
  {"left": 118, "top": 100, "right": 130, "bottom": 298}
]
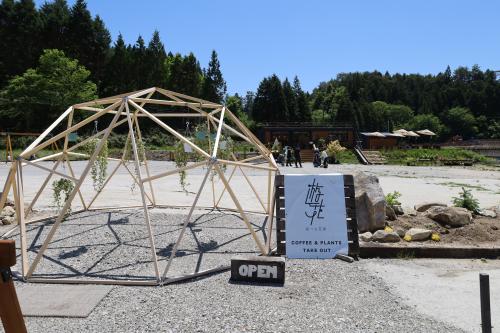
[{"left": 0, "top": 0, "right": 499, "bottom": 140}]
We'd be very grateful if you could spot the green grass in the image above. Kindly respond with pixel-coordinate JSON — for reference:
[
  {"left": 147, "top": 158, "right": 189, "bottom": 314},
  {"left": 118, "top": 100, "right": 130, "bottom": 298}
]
[
  {"left": 381, "top": 148, "right": 496, "bottom": 166},
  {"left": 336, "top": 150, "right": 359, "bottom": 164}
]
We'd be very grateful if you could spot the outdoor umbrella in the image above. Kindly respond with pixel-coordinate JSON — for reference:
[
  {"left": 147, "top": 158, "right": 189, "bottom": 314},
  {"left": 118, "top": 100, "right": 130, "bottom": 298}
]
[
  {"left": 393, "top": 129, "right": 410, "bottom": 136},
  {"left": 405, "top": 131, "right": 420, "bottom": 137},
  {"left": 416, "top": 129, "right": 436, "bottom": 136},
  {"left": 367, "top": 131, "right": 386, "bottom": 137}
]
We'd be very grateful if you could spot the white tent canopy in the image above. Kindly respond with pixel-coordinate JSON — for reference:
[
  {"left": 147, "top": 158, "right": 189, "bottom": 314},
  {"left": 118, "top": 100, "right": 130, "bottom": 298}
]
[{"left": 416, "top": 129, "right": 436, "bottom": 136}]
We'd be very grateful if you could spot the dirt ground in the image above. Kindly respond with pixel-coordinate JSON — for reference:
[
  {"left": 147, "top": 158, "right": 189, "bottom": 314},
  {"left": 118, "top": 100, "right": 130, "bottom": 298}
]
[{"left": 386, "top": 213, "right": 500, "bottom": 247}]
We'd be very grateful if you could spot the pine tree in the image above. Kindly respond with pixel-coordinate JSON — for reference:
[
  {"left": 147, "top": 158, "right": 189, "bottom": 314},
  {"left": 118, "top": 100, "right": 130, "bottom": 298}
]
[
  {"left": 65, "top": 0, "right": 110, "bottom": 84},
  {"left": 146, "top": 30, "right": 167, "bottom": 88},
  {"left": 201, "top": 50, "right": 226, "bottom": 103},
  {"left": 131, "top": 35, "right": 147, "bottom": 89},
  {"left": 91, "top": 15, "right": 111, "bottom": 86},
  {"left": 102, "top": 34, "right": 131, "bottom": 95},
  {"left": 293, "top": 76, "right": 310, "bottom": 121},
  {"left": 282, "top": 78, "right": 297, "bottom": 120},
  {"left": 0, "top": 0, "right": 42, "bottom": 86},
  {"left": 252, "top": 74, "right": 288, "bottom": 122},
  {"left": 39, "top": 0, "right": 70, "bottom": 52}
]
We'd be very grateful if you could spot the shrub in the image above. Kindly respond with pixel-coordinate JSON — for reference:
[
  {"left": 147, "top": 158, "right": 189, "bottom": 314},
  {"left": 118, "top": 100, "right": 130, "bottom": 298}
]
[
  {"left": 385, "top": 191, "right": 402, "bottom": 206},
  {"left": 52, "top": 178, "right": 74, "bottom": 212},
  {"left": 452, "top": 187, "right": 480, "bottom": 213}
]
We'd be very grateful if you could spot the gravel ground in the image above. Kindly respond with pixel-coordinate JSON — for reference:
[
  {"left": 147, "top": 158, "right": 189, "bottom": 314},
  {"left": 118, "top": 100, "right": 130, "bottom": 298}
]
[
  {"left": 7, "top": 209, "right": 463, "bottom": 332},
  {"left": 1, "top": 161, "right": 499, "bottom": 214}
]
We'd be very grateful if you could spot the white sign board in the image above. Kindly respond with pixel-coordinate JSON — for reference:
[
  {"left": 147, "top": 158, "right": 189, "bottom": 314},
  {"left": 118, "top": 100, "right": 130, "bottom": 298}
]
[
  {"left": 284, "top": 174, "right": 348, "bottom": 258},
  {"left": 183, "top": 143, "right": 193, "bottom": 153}
]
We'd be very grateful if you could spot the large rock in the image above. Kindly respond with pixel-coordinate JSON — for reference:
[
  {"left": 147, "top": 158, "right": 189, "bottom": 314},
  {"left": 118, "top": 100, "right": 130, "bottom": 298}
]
[
  {"left": 372, "top": 230, "right": 400, "bottom": 243},
  {"left": 1, "top": 206, "right": 15, "bottom": 217},
  {"left": 478, "top": 209, "right": 497, "bottom": 218},
  {"left": 354, "top": 172, "right": 386, "bottom": 232},
  {"left": 393, "top": 205, "right": 404, "bottom": 215},
  {"left": 405, "top": 228, "right": 432, "bottom": 241},
  {"left": 385, "top": 206, "right": 397, "bottom": 221},
  {"left": 425, "top": 206, "right": 472, "bottom": 227},
  {"left": 359, "top": 231, "right": 373, "bottom": 242},
  {"left": 2, "top": 216, "right": 15, "bottom": 225},
  {"left": 415, "top": 202, "right": 447, "bottom": 212}
]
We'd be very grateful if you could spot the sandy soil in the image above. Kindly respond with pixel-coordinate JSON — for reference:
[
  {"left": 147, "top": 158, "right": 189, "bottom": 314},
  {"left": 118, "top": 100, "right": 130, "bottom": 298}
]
[{"left": 386, "top": 214, "right": 500, "bottom": 247}]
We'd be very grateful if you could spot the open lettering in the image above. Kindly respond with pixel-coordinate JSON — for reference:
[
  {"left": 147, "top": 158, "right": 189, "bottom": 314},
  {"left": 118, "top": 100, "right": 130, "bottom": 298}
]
[{"left": 238, "top": 264, "right": 278, "bottom": 279}]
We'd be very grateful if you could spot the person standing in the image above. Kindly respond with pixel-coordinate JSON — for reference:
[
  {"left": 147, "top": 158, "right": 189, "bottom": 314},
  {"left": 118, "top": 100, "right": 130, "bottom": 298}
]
[
  {"left": 294, "top": 144, "right": 302, "bottom": 168},
  {"left": 285, "top": 146, "right": 293, "bottom": 167}
]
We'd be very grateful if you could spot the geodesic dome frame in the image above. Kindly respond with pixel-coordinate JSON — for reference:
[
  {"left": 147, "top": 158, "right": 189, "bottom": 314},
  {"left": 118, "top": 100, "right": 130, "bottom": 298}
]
[{"left": 0, "top": 87, "right": 279, "bottom": 286}]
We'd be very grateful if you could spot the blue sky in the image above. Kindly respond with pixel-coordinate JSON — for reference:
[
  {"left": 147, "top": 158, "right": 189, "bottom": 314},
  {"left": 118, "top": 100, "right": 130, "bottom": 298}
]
[{"left": 36, "top": 0, "right": 500, "bottom": 95}]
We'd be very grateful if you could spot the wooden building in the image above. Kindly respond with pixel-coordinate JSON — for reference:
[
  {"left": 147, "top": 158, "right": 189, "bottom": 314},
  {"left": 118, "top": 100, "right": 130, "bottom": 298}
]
[
  {"left": 259, "top": 122, "right": 355, "bottom": 149},
  {"left": 360, "top": 132, "right": 401, "bottom": 150}
]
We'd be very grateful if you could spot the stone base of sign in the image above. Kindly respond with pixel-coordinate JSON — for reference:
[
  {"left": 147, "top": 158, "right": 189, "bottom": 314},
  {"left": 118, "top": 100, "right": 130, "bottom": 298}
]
[{"left": 230, "top": 256, "right": 285, "bottom": 284}]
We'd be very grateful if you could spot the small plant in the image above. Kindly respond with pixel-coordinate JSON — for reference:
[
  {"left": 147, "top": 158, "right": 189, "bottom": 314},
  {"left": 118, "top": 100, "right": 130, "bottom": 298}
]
[
  {"left": 174, "top": 141, "right": 190, "bottom": 193},
  {"left": 403, "top": 234, "right": 412, "bottom": 242},
  {"left": 385, "top": 191, "right": 402, "bottom": 206},
  {"left": 396, "top": 250, "right": 415, "bottom": 260},
  {"left": 52, "top": 178, "right": 74, "bottom": 213},
  {"left": 83, "top": 138, "right": 108, "bottom": 191},
  {"left": 452, "top": 187, "right": 480, "bottom": 213},
  {"left": 431, "top": 233, "right": 441, "bottom": 242},
  {"left": 325, "top": 140, "right": 346, "bottom": 157},
  {"left": 384, "top": 226, "right": 394, "bottom": 233}
]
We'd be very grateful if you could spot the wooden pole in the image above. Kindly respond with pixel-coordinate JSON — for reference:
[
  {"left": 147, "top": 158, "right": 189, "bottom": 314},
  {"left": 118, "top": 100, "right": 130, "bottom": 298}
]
[
  {"left": 214, "top": 164, "right": 267, "bottom": 254},
  {"left": 0, "top": 165, "right": 16, "bottom": 210},
  {"left": 0, "top": 240, "right": 27, "bottom": 333},
  {"left": 15, "top": 161, "right": 28, "bottom": 277},
  {"left": 20, "top": 106, "right": 73, "bottom": 157},
  {"left": 24, "top": 156, "right": 65, "bottom": 215},
  {"left": 206, "top": 116, "right": 216, "bottom": 208},
  {"left": 86, "top": 160, "right": 123, "bottom": 209},
  {"left": 212, "top": 107, "right": 226, "bottom": 158},
  {"left": 161, "top": 163, "right": 213, "bottom": 279},
  {"left": 133, "top": 116, "right": 156, "bottom": 205},
  {"left": 129, "top": 100, "right": 210, "bottom": 158},
  {"left": 64, "top": 156, "right": 87, "bottom": 210},
  {"left": 26, "top": 102, "right": 124, "bottom": 278},
  {"left": 125, "top": 101, "right": 160, "bottom": 281},
  {"left": 21, "top": 100, "right": 121, "bottom": 158}
]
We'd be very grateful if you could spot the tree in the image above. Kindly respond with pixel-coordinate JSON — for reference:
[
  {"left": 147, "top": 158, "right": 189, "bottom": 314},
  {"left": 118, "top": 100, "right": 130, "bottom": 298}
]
[
  {"left": 146, "top": 30, "right": 167, "bottom": 88},
  {"left": 311, "top": 109, "right": 331, "bottom": 124},
  {"left": 39, "top": 0, "right": 70, "bottom": 51},
  {"left": 405, "top": 114, "right": 445, "bottom": 137},
  {"left": 443, "top": 107, "right": 477, "bottom": 139},
  {"left": 282, "top": 78, "right": 297, "bottom": 120},
  {"left": 0, "top": 0, "right": 42, "bottom": 86},
  {"left": 370, "top": 101, "right": 414, "bottom": 131},
  {"left": 0, "top": 49, "right": 97, "bottom": 130},
  {"left": 226, "top": 93, "right": 254, "bottom": 129},
  {"left": 165, "top": 52, "right": 203, "bottom": 97},
  {"left": 201, "top": 50, "right": 226, "bottom": 103},
  {"left": 252, "top": 75, "right": 288, "bottom": 122},
  {"left": 102, "top": 34, "right": 132, "bottom": 95},
  {"left": 131, "top": 35, "right": 147, "bottom": 89},
  {"left": 332, "top": 86, "right": 354, "bottom": 123},
  {"left": 293, "top": 76, "right": 310, "bottom": 121},
  {"left": 65, "top": 0, "right": 110, "bottom": 84},
  {"left": 242, "top": 91, "right": 255, "bottom": 116}
]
